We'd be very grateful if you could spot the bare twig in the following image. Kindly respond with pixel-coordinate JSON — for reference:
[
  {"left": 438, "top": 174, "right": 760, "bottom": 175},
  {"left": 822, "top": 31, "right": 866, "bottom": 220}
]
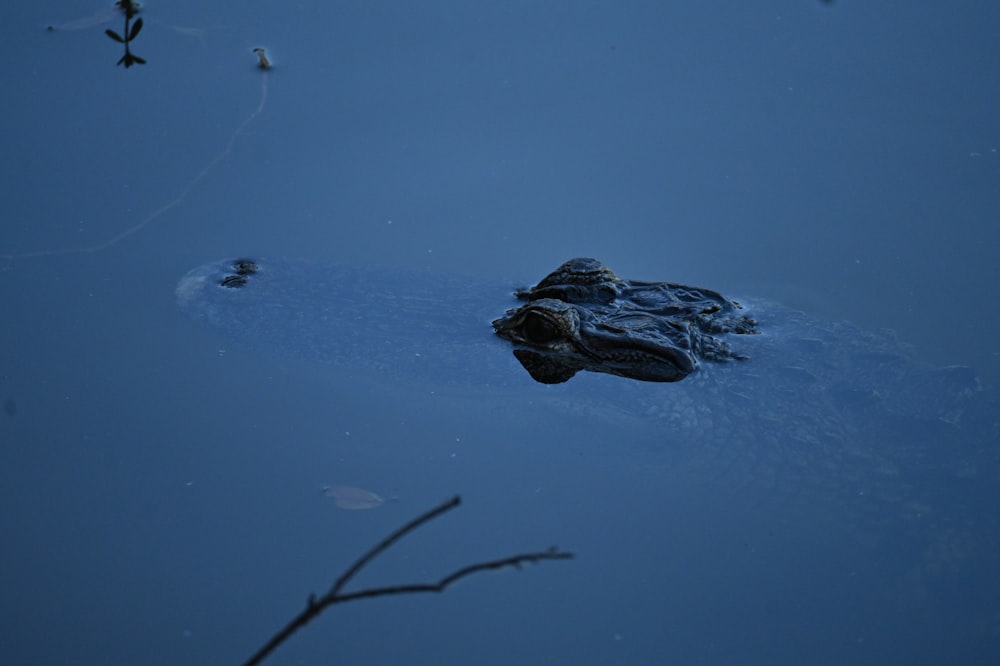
[{"left": 241, "top": 495, "right": 573, "bottom": 666}]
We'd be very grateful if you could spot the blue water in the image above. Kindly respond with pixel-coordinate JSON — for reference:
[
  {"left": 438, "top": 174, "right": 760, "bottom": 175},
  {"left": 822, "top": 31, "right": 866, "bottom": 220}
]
[{"left": 2, "top": 2, "right": 999, "bottom": 664}]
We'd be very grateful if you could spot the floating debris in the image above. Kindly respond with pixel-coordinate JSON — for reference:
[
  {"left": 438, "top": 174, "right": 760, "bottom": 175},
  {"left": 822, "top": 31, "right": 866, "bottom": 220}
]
[
  {"left": 253, "top": 47, "right": 271, "bottom": 70},
  {"left": 322, "top": 484, "right": 384, "bottom": 510}
]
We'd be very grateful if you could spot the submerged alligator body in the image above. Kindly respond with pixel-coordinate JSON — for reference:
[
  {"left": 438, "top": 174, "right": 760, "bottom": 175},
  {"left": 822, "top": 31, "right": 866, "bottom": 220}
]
[{"left": 176, "top": 255, "right": 994, "bottom": 452}]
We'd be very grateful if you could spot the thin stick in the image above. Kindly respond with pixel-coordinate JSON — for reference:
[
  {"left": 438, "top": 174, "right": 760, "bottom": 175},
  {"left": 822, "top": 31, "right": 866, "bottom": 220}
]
[
  {"left": 0, "top": 53, "right": 269, "bottom": 260},
  {"left": 329, "top": 495, "right": 460, "bottom": 598},
  {"left": 241, "top": 495, "right": 573, "bottom": 666}
]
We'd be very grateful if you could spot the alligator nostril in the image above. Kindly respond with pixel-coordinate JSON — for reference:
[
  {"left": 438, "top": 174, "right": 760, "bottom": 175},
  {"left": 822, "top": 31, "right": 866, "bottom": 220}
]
[{"left": 232, "top": 259, "right": 259, "bottom": 276}]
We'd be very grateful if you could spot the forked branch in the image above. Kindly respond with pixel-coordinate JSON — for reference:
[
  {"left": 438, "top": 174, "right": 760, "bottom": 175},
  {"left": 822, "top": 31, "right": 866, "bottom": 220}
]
[{"left": 241, "top": 495, "right": 573, "bottom": 666}]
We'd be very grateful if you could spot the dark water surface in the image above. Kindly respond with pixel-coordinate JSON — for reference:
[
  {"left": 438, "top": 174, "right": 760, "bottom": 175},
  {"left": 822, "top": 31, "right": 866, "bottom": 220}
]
[{"left": 2, "top": 2, "right": 999, "bottom": 665}]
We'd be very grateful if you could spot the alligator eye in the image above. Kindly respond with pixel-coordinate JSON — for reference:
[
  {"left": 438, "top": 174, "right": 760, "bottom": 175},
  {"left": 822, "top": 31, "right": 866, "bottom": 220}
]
[{"left": 522, "top": 312, "right": 559, "bottom": 343}]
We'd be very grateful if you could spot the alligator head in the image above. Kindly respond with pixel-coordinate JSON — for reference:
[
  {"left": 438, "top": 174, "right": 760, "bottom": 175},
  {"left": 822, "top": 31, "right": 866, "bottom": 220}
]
[{"left": 493, "top": 258, "right": 758, "bottom": 384}]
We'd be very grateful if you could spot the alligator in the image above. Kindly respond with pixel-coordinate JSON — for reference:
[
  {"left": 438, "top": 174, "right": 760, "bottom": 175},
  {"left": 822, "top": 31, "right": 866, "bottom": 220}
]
[{"left": 492, "top": 257, "right": 759, "bottom": 384}]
